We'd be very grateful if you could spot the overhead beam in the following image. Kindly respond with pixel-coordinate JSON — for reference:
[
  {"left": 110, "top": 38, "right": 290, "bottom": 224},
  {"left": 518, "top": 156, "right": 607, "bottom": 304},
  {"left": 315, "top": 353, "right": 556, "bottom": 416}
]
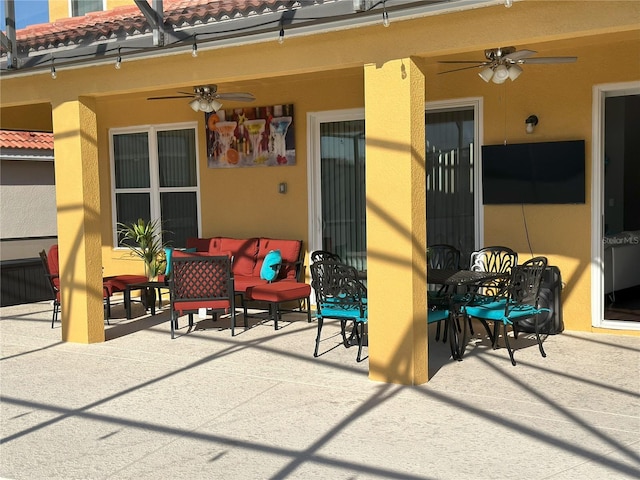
[
  {"left": 134, "top": 0, "right": 165, "bottom": 46},
  {"left": 3, "top": 0, "right": 17, "bottom": 68}
]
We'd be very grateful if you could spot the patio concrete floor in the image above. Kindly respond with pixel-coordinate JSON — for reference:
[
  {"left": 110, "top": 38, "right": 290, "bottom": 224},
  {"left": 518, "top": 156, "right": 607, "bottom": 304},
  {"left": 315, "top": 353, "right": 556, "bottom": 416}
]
[{"left": 1, "top": 300, "right": 639, "bottom": 479}]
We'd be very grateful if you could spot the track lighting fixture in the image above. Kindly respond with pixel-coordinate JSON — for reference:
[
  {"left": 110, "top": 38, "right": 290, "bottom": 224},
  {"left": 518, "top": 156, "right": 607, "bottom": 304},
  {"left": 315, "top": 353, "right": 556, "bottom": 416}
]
[
  {"left": 115, "top": 48, "right": 122, "bottom": 69},
  {"left": 278, "top": 26, "right": 285, "bottom": 44},
  {"left": 382, "top": 1, "right": 390, "bottom": 27},
  {"left": 50, "top": 58, "right": 56, "bottom": 79}
]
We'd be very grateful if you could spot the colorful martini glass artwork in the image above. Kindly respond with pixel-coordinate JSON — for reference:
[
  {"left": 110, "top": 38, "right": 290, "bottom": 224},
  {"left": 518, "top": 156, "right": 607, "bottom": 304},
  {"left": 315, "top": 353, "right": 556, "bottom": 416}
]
[
  {"left": 270, "top": 116, "right": 292, "bottom": 164},
  {"left": 215, "top": 121, "right": 237, "bottom": 164},
  {"left": 243, "top": 119, "right": 266, "bottom": 163}
]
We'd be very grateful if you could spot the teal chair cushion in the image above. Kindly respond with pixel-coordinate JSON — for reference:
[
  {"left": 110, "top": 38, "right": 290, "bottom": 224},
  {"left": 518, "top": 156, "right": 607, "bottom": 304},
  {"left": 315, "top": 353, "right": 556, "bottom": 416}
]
[
  {"left": 318, "top": 303, "right": 367, "bottom": 323},
  {"left": 465, "top": 300, "right": 549, "bottom": 325},
  {"left": 427, "top": 309, "right": 449, "bottom": 324}
]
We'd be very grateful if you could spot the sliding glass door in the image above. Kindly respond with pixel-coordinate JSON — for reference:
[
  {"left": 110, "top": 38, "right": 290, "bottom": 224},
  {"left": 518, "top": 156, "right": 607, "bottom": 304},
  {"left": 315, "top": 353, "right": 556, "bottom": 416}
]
[
  {"left": 425, "top": 106, "right": 477, "bottom": 266},
  {"left": 308, "top": 101, "right": 481, "bottom": 274}
]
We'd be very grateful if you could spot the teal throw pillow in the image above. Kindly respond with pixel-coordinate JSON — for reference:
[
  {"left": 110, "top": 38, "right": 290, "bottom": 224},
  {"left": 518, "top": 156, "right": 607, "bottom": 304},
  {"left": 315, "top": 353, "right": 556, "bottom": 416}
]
[
  {"left": 164, "top": 247, "right": 174, "bottom": 277},
  {"left": 184, "top": 247, "right": 197, "bottom": 253},
  {"left": 260, "top": 250, "right": 282, "bottom": 282}
]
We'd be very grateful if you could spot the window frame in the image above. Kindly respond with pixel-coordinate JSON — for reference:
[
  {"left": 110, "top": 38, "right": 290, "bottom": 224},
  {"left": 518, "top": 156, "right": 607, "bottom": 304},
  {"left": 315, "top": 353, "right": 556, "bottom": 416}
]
[
  {"left": 69, "top": 0, "right": 106, "bottom": 17},
  {"left": 109, "top": 122, "right": 202, "bottom": 249}
]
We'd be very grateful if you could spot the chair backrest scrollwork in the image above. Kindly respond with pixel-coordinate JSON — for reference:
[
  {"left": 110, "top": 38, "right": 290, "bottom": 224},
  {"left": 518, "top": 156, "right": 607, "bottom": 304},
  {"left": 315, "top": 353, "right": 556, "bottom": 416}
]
[
  {"left": 310, "top": 260, "right": 367, "bottom": 316},
  {"left": 428, "top": 244, "right": 461, "bottom": 270},
  {"left": 469, "top": 246, "right": 518, "bottom": 297},
  {"left": 508, "top": 256, "right": 548, "bottom": 308},
  {"left": 310, "top": 250, "right": 342, "bottom": 264}
]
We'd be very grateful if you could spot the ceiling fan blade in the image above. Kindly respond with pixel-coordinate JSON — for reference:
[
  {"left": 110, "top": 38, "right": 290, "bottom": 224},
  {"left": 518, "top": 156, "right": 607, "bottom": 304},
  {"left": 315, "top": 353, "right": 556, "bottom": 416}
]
[
  {"left": 215, "top": 93, "right": 256, "bottom": 102},
  {"left": 438, "top": 64, "right": 487, "bottom": 74},
  {"left": 438, "top": 60, "right": 486, "bottom": 64},
  {"left": 147, "top": 95, "right": 195, "bottom": 100},
  {"left": 504, "top": 49, "right": 537, "bottom": 61},
  {"left": 520, "top": 56, "right": 577, "bottom": 64}
]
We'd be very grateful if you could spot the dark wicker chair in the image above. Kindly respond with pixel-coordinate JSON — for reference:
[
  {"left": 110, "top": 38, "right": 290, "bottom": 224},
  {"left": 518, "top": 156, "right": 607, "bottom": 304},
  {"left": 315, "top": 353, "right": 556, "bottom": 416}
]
[{"left": 169, "top": 254, "right": 241, "bottom": 338}]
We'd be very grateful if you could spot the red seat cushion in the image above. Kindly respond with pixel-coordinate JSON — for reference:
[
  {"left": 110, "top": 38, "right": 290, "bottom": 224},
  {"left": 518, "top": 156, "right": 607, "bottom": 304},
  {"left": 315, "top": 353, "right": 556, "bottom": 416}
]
[
  {"left": 246, "top": 282, "right": 311, "bottom": 303},
  {"left": 103, "top": 274, "right": 148, "bottom": 295},
  {"left": 233, "top": 275, "right": 268, "bottom": 294},
  {"left": 174, "top": 300, "right": 231, "bottom": 314}
]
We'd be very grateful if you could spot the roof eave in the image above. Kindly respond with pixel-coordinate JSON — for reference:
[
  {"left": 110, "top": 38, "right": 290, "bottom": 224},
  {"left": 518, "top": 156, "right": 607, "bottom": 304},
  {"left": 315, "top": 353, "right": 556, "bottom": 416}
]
[{"left": 0, "top": 0, "right": 499, "bottom": 78}]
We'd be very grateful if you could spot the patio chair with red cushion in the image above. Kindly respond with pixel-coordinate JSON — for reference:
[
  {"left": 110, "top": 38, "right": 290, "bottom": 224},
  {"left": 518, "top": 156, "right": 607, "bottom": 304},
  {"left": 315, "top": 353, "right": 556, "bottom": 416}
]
[
  {"left": 39, "top": 245, "right": 126, "bottom": 328},
  {"left": 169, "top": 254, "right": 241, "bottom": 338}
]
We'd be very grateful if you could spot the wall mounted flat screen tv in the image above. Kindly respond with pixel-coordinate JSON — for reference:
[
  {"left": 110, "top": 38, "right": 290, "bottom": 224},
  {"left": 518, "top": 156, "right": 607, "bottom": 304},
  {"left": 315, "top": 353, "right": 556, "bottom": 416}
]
[{"left": 481, "top": 139, "right": 586, "bottom": 204}]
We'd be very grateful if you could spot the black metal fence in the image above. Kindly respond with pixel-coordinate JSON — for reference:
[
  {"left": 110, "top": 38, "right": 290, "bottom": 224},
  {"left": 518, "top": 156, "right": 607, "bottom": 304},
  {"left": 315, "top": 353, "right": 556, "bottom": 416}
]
[{"left": 1, "top": 258, "right": 52, "bottom": 307}]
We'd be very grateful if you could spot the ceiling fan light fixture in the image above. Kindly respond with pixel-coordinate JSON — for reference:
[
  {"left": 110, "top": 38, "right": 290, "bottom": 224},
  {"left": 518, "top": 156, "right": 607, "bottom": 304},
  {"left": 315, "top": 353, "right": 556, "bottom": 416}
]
[
  {"left": 492, "top": 65, "right": 509, "bottom": 84},
  {"left": 189, "top": 99, "right": 200, "bottom": 112},
  {"left": 199, "top": 99, "right": 215, "bottom": 113},
  {"left": 210, "top": 99, "right": 223, "bottom": 112},
  {"left": 508, "top": 64, "right": 523, "bottom": 81},
  {"left": 478, "top": 66, "right": 494, "bottom": 82}
]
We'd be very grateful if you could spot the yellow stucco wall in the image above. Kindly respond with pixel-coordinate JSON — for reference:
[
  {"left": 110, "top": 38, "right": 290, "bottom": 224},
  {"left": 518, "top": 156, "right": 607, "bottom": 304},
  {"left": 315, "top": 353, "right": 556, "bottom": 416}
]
[
  {"left": 48, "top": 0, "right": 130, "bottom": 23},
  {"left": 2, "top": 1, "right": 639, "bottom": 343},
  {"left": 0, "top": 103, "right": 52, "bottom": 131}
]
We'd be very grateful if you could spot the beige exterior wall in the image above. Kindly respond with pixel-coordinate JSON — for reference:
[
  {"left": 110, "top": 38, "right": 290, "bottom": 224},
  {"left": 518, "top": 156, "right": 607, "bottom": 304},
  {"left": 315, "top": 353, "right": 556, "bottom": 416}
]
[{"left": 2, "top": 2, "right": 639, "bottom": 351}]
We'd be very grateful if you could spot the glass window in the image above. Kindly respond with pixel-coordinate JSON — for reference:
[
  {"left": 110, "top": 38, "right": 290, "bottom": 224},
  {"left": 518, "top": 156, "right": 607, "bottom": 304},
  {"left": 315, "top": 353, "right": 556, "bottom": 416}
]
[
  {"left": 71, "top": 0, "right": 104, "bottom": 17},
  {"left": 111, "top": 125, "right": 200, "bottom": 248}
]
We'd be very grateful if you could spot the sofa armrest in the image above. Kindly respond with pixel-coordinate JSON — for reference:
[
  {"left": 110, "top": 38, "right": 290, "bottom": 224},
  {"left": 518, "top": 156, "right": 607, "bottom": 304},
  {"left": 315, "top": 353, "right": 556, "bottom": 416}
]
[{"left": 280, "top": 260, "right": 304, "bottom": 282}]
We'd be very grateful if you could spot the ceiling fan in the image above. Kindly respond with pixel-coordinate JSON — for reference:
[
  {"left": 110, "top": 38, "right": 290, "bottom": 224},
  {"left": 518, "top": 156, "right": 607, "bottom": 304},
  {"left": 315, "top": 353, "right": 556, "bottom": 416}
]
[
  {"left": 438, "top": 46, "right": 577, "bottom": 84},
  {"left": 147, "top": 85, "right": 255, "bottom": 112}
]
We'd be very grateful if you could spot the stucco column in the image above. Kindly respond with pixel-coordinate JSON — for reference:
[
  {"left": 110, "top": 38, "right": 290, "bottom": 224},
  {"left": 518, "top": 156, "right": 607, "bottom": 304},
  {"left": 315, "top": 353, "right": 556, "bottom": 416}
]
[
  {"left": 365, "top": 58, "right": 428, "bottom": 385},
  {"left": 51, "top": 97, "right": 105, "bottom": 343}
]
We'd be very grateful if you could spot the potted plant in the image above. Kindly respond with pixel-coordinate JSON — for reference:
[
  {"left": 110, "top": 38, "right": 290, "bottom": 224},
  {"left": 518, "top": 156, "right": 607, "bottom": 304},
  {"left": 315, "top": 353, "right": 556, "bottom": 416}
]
[{"left": 117, "top": 218, "right": 167, "bottom": 281}]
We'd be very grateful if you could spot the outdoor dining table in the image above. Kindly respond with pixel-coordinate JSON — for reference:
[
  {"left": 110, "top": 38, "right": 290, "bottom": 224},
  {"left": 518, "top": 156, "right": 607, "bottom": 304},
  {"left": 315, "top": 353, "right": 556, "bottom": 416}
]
[{"left": 427, "top": 268, "right": 508, "bottom": 359}]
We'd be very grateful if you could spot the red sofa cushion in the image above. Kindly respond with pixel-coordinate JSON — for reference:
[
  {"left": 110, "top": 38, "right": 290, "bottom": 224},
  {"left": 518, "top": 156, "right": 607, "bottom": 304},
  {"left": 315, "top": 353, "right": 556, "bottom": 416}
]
[
  {"left": 219, "top": 237, "right": 259, "bottom": 277},
  {"left": 256, "top": 238, "right": 302, "bottom": 281},
  {"left": 186, "top": 237, "right": 214, "bottom": 252}
]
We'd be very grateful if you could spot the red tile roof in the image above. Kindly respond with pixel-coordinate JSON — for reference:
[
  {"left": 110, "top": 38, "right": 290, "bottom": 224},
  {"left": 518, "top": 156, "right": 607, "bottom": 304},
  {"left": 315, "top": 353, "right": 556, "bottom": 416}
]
[
  {"left": 0, "top": 130, "right": 54, "bottom": 150},
  {"left": 12, "top": 0, "right": 311, "bottom": 54}
]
